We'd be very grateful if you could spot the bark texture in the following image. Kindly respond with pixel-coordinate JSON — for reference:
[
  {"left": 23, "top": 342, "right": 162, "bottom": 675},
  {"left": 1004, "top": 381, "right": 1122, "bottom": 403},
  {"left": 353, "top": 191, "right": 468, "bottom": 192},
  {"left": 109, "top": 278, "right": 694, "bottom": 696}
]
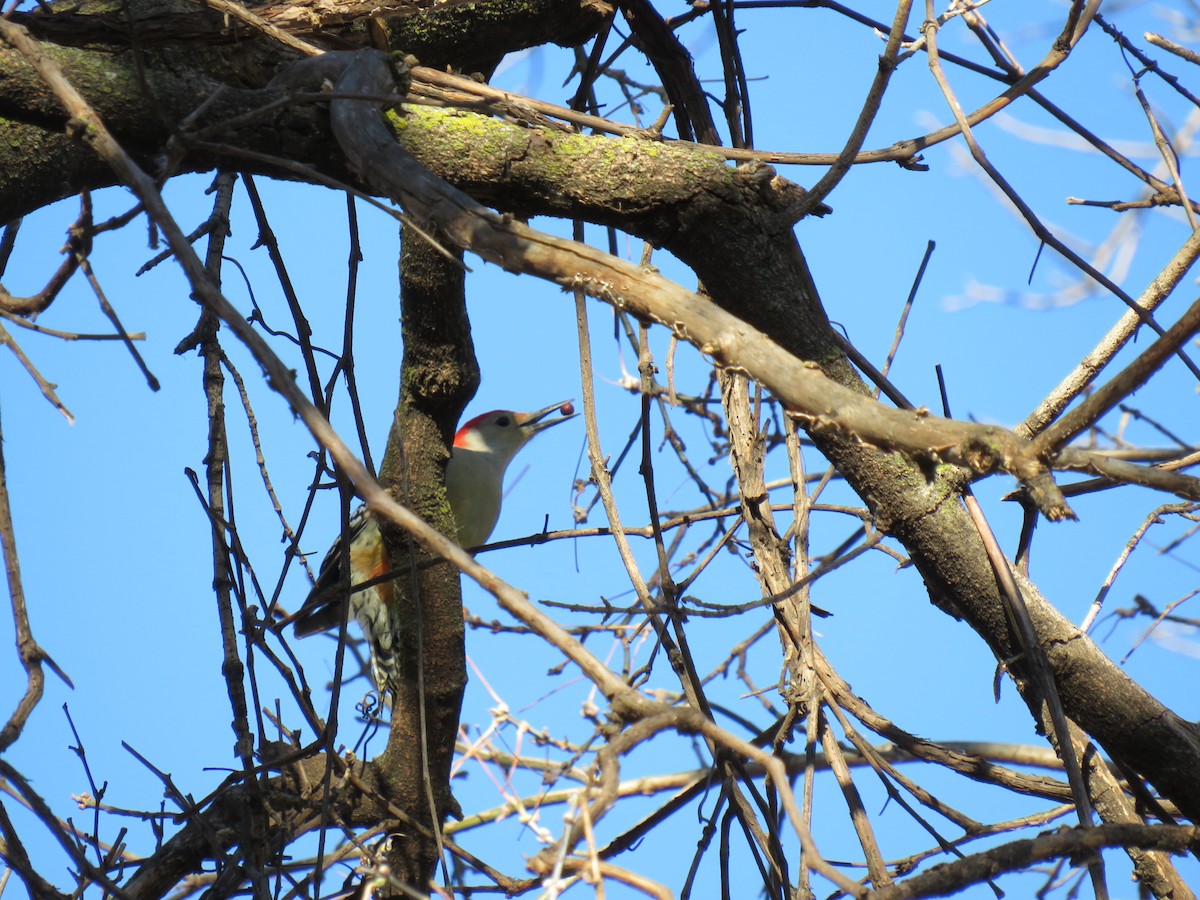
[{"left": 372, "top": 225, "right": 476, "bottom": 887}]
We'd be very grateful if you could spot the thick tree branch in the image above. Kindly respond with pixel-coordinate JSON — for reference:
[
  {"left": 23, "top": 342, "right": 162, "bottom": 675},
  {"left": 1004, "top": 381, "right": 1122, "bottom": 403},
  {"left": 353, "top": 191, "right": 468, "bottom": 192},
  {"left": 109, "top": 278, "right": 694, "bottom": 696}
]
[
  {"left": 321, "top": 48, "right": 1200, "bottom": 827},
  {"left": 327, "top": 53, "right": 1200, "bottom": 513},
  {"left": 869, "top": 824, "right": 1200, "bottom": 900}
]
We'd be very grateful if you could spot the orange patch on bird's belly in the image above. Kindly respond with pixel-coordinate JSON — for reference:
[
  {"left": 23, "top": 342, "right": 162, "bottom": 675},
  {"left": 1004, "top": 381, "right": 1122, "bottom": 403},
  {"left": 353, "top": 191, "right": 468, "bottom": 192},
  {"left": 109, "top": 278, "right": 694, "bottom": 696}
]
[
  {"left": 349, "top": 541, "right": 394, "bottom": 604},
  {"left": 349, "top": 540, "right": 382, "bottom": 574}
]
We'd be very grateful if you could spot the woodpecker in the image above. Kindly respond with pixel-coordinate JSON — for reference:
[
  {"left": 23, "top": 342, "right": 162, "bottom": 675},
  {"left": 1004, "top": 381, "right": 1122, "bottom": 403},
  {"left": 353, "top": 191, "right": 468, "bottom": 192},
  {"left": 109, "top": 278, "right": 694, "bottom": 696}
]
[{"left": 291, "top": 400, "right": 576, "bottom": 695}]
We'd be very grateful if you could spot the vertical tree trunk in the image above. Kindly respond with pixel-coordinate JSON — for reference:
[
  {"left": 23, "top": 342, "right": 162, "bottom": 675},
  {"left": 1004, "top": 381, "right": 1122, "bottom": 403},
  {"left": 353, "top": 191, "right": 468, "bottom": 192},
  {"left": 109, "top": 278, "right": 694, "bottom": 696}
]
[{"left": 372, "top": 225, "right": 478, "bottom": 890}]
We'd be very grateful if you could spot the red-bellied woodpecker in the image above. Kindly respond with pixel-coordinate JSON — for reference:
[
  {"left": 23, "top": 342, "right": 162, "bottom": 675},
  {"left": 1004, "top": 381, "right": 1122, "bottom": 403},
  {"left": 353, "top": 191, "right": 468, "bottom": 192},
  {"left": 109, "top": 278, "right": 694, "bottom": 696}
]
[{"left": 291, "top": 400, "right": 576, "bottom": 695}]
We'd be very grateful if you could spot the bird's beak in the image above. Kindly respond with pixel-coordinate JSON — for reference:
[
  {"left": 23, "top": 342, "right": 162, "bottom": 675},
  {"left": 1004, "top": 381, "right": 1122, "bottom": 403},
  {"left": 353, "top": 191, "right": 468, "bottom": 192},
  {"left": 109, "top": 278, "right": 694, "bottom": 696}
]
[{"left": 518, "top": 400, "right": 578, "bottom": 437}]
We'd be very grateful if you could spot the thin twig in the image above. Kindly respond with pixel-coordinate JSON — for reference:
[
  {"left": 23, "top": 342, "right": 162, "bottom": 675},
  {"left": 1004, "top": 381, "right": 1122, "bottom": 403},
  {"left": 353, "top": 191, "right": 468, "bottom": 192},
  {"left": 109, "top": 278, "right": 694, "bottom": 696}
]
[
  {"left": 0, "top": 319, "right": 73, "bottom": 423},
  {"left": 0, "top": 308, "right": 145, "bottom": 341}
]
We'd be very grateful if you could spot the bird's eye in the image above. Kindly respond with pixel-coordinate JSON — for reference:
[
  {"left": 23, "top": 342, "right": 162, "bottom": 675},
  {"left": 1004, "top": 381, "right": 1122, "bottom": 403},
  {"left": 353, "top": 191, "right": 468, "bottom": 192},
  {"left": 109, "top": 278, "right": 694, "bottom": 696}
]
[{"left": 496, "top": 415, "right": 511, "bottom": 428}]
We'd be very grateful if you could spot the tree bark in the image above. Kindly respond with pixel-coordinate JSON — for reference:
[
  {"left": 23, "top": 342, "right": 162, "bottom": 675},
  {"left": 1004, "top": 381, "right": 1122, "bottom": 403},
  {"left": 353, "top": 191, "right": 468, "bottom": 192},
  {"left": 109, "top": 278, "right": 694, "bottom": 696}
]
[{"left": 370, "top": 225, "right": 476, "bottom": 889}]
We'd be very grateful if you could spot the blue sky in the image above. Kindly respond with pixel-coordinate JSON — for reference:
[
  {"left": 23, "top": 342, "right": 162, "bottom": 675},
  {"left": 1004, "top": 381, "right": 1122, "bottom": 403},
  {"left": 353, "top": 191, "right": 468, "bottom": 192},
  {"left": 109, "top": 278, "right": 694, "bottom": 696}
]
[{"left": 2, "top": 3, "right": 1199, "bottom": 897}]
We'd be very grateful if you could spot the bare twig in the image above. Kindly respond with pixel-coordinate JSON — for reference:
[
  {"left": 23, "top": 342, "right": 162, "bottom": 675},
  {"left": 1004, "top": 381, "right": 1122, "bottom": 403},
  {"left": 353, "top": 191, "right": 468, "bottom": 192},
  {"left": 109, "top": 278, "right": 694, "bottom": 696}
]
[
  {"left": 0, "top": 199, "right": 87, "bottom": 316},
  {"left": 0, "top": 402, "right": 66, "bottom": 753},
  {"left": 1032, "top": 292, "right": 1200, "bottom": 455},
  {"left": 1017, "top": 226, "right": 1200, "bottom": 439},
  {"left": 0, "top": 308, "right": 145, "bottom": 341},
  {"left": 0, "top": 319, "right": 73, "bottom": 423}
]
